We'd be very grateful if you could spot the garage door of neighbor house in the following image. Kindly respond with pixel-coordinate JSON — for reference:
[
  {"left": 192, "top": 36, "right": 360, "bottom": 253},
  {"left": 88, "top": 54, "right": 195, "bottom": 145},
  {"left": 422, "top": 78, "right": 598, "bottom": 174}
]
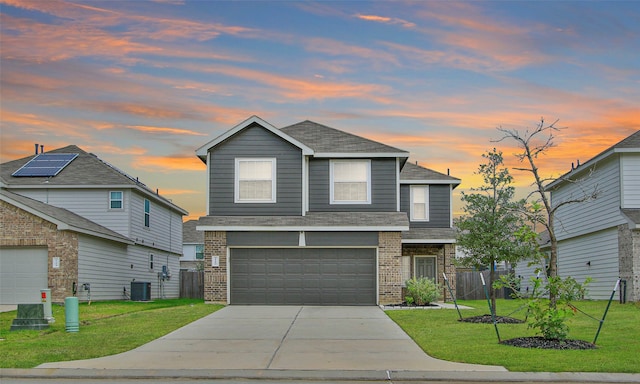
[
  {"left": 0, "top": 247, "right": 48, "bottom": 305},
  {"left": 230, "top": 248, "right": 376, "bottom": 305}
]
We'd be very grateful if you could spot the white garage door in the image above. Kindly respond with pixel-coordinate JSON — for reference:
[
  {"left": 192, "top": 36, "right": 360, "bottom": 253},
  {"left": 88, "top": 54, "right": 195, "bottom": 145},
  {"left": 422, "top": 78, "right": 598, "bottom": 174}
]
[{"left": 0, "top": 247, "right": 48, "bottom": 305}]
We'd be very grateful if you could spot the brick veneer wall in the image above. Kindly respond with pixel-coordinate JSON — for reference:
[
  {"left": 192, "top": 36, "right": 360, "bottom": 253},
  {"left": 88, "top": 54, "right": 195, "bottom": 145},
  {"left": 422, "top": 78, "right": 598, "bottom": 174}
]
[
  {"left": 1, "top": 201, "right": 79, "bottom": 303},
  {"left": 402, "top": 243, "right": 457, "bottom": 301},
  {"left": 378, "top": 231, "right": 403, "bottom": 305},
  {"left": 203, "top": 230, "right": 227, "bottom": 303},
  {"left": 618, "top": 224, "right": 639, "bottom": 302}
]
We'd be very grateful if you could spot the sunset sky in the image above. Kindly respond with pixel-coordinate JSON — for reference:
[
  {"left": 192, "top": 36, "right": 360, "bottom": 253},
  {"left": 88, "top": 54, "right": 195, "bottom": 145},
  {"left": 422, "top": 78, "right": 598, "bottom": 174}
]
[{"left": 1, "top": 0, "right": 639, "bottom": 220}]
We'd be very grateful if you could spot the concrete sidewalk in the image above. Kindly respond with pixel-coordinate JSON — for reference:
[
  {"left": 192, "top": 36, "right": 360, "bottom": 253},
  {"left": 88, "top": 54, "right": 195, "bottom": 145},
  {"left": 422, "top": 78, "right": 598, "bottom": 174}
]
[{"left": 37, "top": 305, "right": 506, "bottom": 371}]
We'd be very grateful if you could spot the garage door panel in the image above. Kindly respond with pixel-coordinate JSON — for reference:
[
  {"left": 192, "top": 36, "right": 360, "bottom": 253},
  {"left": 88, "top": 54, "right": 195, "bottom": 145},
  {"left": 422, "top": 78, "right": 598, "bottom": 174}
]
[
  {"left": 0, "top": 248, "right": 48, "bottom": 305},
  {"left": 230, "top": 248, "right": 376, "bottom": 305}
]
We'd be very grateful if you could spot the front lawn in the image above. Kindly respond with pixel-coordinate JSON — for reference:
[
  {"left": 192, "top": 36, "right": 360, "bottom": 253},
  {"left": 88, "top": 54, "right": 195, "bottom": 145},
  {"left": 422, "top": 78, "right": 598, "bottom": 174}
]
[
  {"left": 386, "top": 299, "right": 640, "bottom": 373},
  {"left": 0, "top": 299, "right": 222, "bottom": 368}
]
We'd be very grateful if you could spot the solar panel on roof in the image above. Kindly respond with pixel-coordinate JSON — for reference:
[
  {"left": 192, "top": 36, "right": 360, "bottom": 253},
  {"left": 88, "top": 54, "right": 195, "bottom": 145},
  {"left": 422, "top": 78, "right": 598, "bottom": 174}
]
[{"left": 12, "top": 153, "right": 79, "bottom": 177}]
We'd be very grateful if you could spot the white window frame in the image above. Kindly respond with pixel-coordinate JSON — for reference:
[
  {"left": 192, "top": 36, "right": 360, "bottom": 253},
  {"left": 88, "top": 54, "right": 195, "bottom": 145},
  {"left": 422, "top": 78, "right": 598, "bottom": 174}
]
[
  {"left": 109, "top": 191, "right": 123, "bottom": 210},
  {"left": 234, "top": 158, "right": 277, "bottom": 203},
  {"left": 410, "top": 185, "right": 429, "bottom": 221},
  {"left": 148, "top": 253, "right": 154, "bottom": 271},
  {"left": 330, "top": 159, "right": 371, "bottom": 204}
]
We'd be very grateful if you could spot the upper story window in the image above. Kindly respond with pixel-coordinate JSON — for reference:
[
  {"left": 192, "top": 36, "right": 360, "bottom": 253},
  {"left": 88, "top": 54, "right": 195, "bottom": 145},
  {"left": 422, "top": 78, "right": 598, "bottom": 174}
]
[
  {"left": 144, "top": 198, "right": 150, "bottom": 227},
  {"left": 410, "top": 185, "right": 429, "bottom": 221},
  {"left": 235, "top": 158, "right": 276, "bottom": 203},
  {"left": 330, "top": 160, "right": 371, "bottom": 204},
  {"left": 109, "top": 191, "right": 123, "bottom": 210}
]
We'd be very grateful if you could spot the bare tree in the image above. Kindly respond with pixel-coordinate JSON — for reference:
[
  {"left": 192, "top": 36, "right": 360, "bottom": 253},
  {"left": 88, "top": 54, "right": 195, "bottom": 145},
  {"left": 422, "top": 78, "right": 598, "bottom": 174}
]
[{"left": 495, "top": 118, "right": 599, "bottom": 306}]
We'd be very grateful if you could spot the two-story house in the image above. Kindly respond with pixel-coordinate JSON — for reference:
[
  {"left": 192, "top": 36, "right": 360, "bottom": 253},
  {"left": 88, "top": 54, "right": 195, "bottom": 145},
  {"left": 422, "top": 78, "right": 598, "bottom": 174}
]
[
  {"left": 516, "top": 130, "right": 639, "bottom": 302},
  {"left": 195, "top": 116, "right": 460, "bottom": 305},
  {"left": 0, "top": 145, "right": 187, "bottom": 304}
]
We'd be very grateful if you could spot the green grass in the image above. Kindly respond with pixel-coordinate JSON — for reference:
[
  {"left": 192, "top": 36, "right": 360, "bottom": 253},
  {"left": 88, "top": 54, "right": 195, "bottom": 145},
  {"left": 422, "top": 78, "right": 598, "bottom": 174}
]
[
  {"left": 0, "top": 299, "right": 223, "bottom": 368},
  {"left": 386, "top": 299, "right": 640, "bottom": 373}
]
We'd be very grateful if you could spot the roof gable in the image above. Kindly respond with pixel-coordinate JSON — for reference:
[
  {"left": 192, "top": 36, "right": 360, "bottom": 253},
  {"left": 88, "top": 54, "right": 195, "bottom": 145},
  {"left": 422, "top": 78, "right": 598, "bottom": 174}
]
[{"left": 196, "top": 115, "right": 313, "bottom": 162}]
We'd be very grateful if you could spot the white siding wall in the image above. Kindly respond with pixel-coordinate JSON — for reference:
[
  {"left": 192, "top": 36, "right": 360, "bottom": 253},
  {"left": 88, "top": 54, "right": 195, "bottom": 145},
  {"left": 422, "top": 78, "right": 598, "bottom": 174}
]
[
  {"left": 553, "top": 157, "right": 625, "bottom": 241},
  {"left": 514, "top": 258, "right": 544, "bottom": 296},
  {"left": 78, "top": 235, "right": 179, "bottom": 301},
  {"left": 129, "top": 191, "right": 183, "bottom": 254},
  {"left": 181, "top": 244, "right": 197, "bottom": 261},
  {"left": 14, "top": 188, "right": 131, "bottom": 236},
  {"left": 557, "top": 228, "right": 620, "bottom": 300},
  {"left": 621, "top": 153, "right": 640, "bottom": 208}
]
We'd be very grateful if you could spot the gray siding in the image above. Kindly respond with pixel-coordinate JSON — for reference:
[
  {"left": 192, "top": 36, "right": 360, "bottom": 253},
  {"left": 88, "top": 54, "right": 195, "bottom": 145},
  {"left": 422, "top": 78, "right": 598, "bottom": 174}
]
[
  {"left": 305, "top": 231, "right": 378, "bottom": 246},
  {"left": 77, "top": 235, "right": 180, "bottom": 301},
  {"left": 227, "top": 231, "right": 299, "bottom": 246},
  {"left": 308, "top": 158, "right": 397, "bottom": 212},
  {"left": 400, "top": 184, "right": 451, "bottom": 228},
  {"left": 209, "top": 124, "right": 303, "bottom": 216},
  {"left": 622, "top": 153, "right": 640, "bottom": 208},
  {"left": 557, "top": 228, "right": 620, "bottom": 300},
  {"left": 553, "top": 157, "right": 625, "bottom": 241}
]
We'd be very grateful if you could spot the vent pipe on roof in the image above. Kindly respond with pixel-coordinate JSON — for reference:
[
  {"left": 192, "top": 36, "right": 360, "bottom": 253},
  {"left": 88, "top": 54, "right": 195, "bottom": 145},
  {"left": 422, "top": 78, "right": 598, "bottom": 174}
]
[
  {"left": 41, "top": 145, "right": 44, "bottom": 153},
  {"left": 447, "top": 168, "right": 450, "bottom": 175},
  {"left": 35, "top": 143, "right": 39, "bottom": 155}
]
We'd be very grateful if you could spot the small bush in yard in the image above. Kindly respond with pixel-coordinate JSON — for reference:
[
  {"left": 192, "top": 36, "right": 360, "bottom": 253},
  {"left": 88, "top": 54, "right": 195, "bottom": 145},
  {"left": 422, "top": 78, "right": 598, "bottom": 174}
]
[{"left": 405, "top": 277, "right": 441, "bottom": 305}]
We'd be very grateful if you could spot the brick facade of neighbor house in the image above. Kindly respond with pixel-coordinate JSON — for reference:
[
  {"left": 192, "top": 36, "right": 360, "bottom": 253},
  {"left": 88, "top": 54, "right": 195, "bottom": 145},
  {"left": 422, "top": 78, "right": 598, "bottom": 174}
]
[
  {"left": 378, "top": 231, "right": 403, "bottom": 305},
  {"left": 402, "top": 243, "right": 456, "bottom": 301},
  {"left": 618, "top": 224, "right": 640, "bottom": 302},
  {"left": 204, "top": 230, "right": 227, "bottom": 303},
  {"left": 0, "top": 200, "right": 79, "bottom": 303}
]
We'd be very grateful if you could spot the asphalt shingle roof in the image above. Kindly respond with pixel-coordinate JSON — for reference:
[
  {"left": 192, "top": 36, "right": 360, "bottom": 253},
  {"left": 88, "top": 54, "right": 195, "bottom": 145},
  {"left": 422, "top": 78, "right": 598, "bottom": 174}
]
[
  {"left": 1, "top": 189, "right": 132, "bottom": 244},
  {"left": 280, "top": 120, "right": 408, "bottom": 155},
  {"left": 198, "top": 211, "right": 409, "bottom": 229},
  {"left": 1, "top": 145, "right": 187, "bottom": 214},
  {"left": 183, "top": 219, "right": 204, "bottom": 243},
  {"left": 401, "top": 227, "right": 456, "bottom": 241},
  {"left": 400, "top": 162, "right": 460, "bottom": 183}
]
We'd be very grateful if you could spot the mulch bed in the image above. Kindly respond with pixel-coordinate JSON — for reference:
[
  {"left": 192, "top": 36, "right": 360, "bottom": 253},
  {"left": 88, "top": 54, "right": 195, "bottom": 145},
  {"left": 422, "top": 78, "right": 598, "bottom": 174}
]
[
  {"left": 459, "top": 314, "right": 525, "bottom": 324},
  {"left": 459, "top": 315, "right": 596, "bottom": 349},
  {"left": 501, "top": 336, "right": 596, "bottom": 350}
]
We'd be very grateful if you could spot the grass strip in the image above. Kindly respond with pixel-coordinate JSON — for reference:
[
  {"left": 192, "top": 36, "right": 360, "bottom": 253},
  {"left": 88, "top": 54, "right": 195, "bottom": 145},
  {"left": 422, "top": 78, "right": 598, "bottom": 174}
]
[
  {"left": 0, "top": 299, "right": 222, "bottom": 368},
  {"left": 386, "top": 299, "right": 640, "bottom": 373}
]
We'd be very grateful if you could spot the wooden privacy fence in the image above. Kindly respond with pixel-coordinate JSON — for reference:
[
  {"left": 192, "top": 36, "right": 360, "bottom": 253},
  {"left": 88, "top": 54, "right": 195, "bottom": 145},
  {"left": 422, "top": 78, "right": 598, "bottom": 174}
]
[
  {"left": 180, "top": 270, "right": 204, "bottom": 299},
  {"left": 455, "top": 270, "right": 513, "bottom": 300}
]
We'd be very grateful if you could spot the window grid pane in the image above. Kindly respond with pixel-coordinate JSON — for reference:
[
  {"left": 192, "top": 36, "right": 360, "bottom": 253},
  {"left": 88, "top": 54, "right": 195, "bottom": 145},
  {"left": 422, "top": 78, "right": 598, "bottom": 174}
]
[{"left": 236, "top": 159, "right": 275, "bottom": 202}]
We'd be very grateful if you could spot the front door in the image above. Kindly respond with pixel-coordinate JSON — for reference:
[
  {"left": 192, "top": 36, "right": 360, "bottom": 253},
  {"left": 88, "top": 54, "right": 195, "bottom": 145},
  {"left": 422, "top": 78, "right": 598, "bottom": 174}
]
[{"left": 415, "top": 256, "right": 436, "bottom": 281}]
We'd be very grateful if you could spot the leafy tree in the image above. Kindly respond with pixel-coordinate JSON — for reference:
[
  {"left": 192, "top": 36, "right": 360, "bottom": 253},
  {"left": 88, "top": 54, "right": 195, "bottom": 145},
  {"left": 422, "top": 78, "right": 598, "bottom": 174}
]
[
  {"left": 455, "top": 149, "right": 537, "bottom": 310},
  {"left": 496, "top": 118, "right": 599, "bottom": 307}
]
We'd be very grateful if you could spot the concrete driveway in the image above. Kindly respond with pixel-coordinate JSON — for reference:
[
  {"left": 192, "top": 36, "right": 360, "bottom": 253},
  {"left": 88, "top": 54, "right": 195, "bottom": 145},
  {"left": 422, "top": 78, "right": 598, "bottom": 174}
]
[{"left": 38, "top": 306, "right": 506, "bottom": 371}]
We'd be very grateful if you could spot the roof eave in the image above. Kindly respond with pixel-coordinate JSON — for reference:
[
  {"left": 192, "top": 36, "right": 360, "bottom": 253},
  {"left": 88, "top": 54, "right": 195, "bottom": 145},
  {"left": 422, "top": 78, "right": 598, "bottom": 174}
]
[
  {"left": 313, "top": 152, "right": 409, "bottom": 158},
  {"left": 197, "top": 225, "right": 409, "bottom": 232}
]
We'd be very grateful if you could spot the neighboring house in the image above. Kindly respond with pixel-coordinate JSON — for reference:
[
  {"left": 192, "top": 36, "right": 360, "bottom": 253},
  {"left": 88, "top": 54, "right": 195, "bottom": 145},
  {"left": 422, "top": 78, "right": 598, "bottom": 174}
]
[
  {"left": 181, "top": 219, "right": 204, "bottom": 271},
  {"left": 0, "top": 145, "right": 187, "bottom": 304},
  {"left": 516, "top": 131, "right": 640, "bottom": 302},
  {"left": 195, "top": 116, "right": 460, "bottom": 305}
]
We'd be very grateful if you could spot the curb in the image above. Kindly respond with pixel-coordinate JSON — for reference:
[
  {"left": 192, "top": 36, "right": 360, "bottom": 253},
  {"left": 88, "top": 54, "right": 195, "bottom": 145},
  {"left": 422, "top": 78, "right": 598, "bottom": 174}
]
[{"left": 2, "top": 369, "right": 639, "bottom": 382}]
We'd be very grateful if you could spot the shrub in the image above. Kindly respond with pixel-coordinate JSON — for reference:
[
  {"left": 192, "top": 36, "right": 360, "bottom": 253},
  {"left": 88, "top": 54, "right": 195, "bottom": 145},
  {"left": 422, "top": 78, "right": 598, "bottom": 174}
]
[
  {"left": 405, "top": 277, "right": 441, "bottom": 305},
  {"left": 495, "top": 274, "right": 590, "bottom": 340}
]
